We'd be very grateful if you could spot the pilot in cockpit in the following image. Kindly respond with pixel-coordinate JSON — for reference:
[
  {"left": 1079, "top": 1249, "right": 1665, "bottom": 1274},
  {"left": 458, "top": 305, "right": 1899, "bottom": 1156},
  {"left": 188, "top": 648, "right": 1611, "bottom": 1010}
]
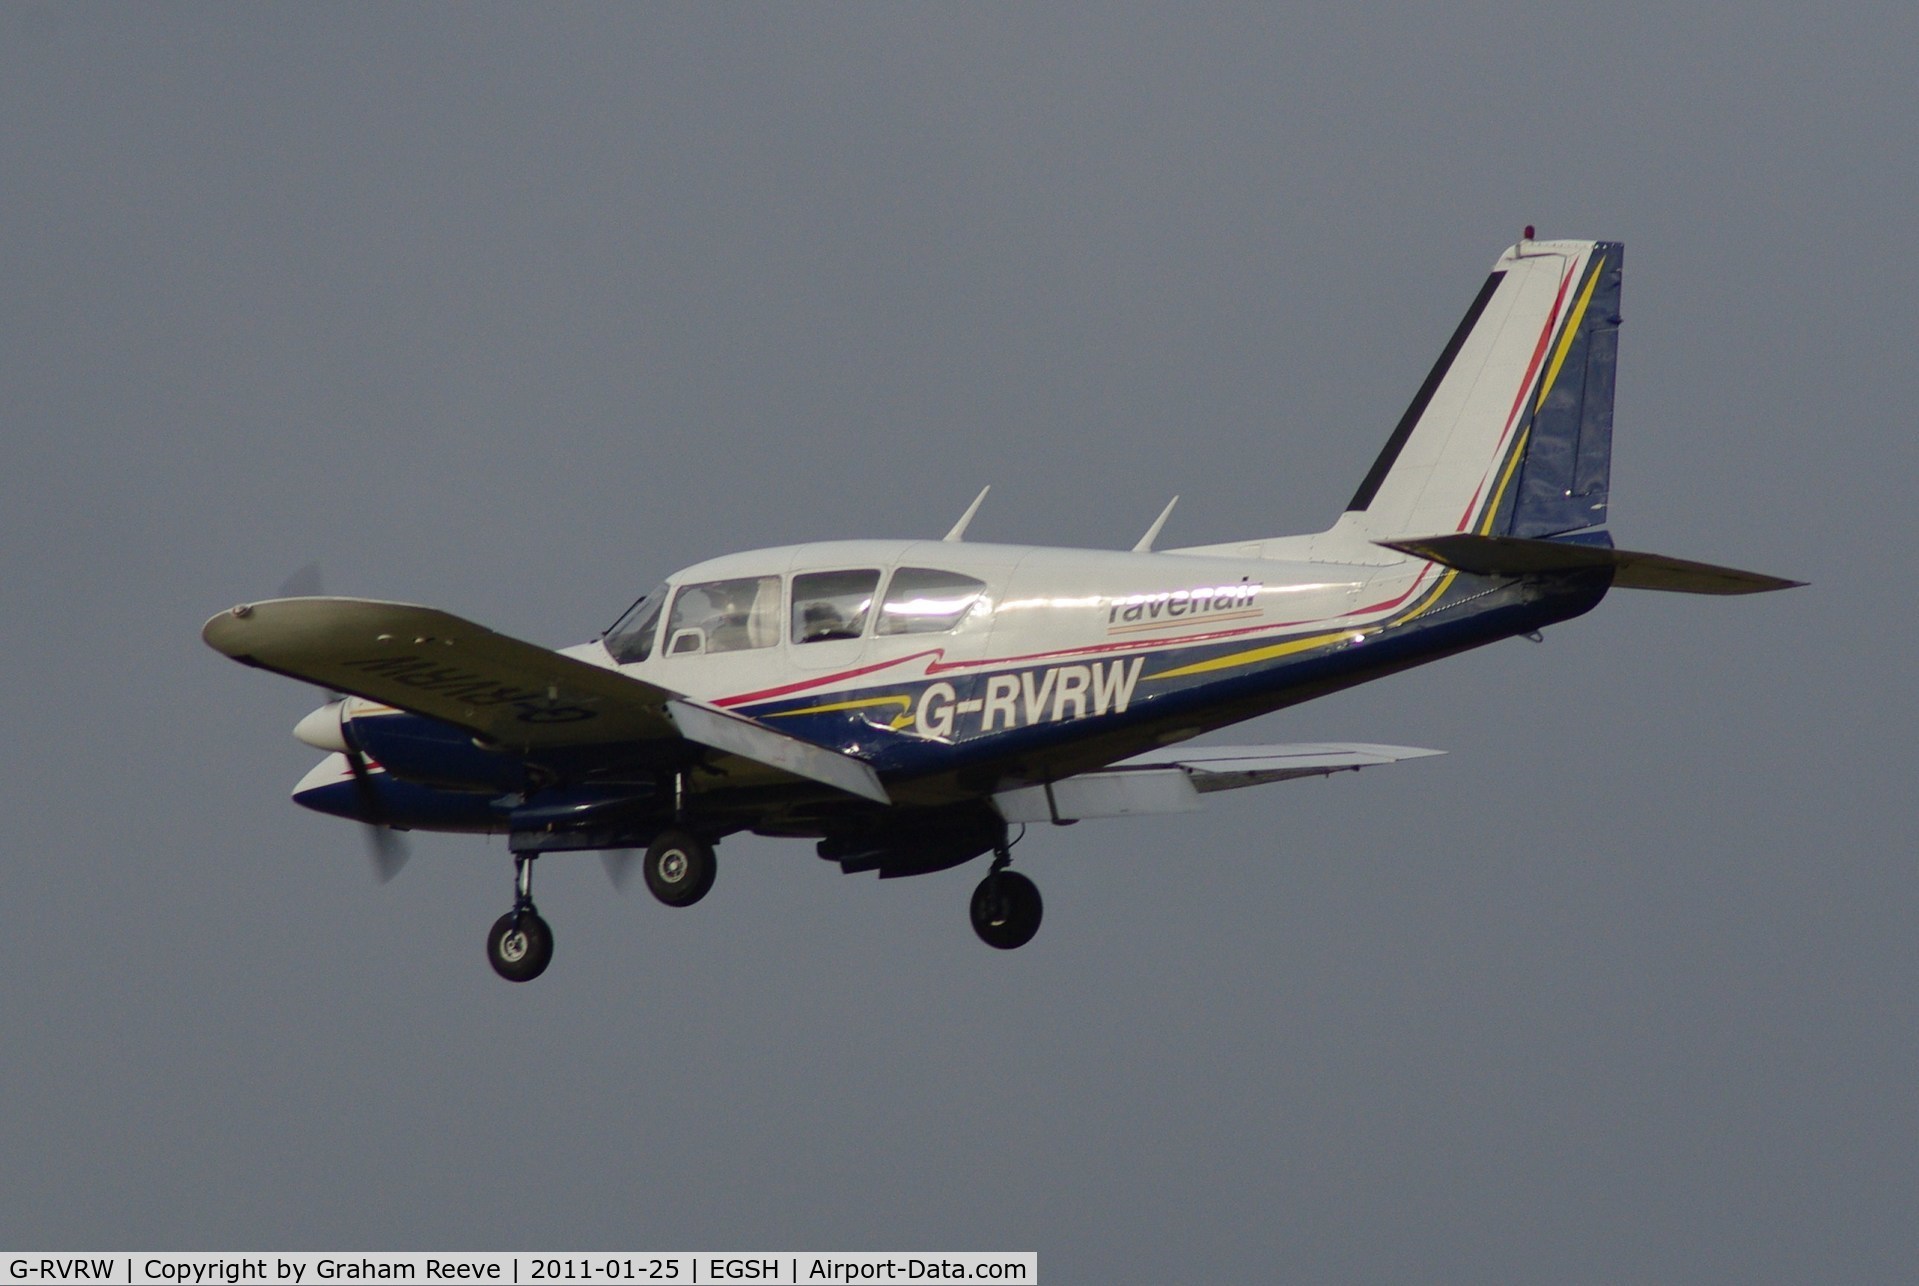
[{"left": 799, "top": 601, "right": 855, "bottom": 642}]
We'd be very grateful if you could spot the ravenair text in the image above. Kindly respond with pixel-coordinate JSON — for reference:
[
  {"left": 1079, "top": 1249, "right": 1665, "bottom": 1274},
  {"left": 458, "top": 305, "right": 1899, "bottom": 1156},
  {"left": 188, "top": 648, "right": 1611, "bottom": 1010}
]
[
  {"left": 915, "top": 657, "right": 1144, "bottom": 740},
  {"left": 1108, "top": 582, "right": 1261, "bottom": 629}
]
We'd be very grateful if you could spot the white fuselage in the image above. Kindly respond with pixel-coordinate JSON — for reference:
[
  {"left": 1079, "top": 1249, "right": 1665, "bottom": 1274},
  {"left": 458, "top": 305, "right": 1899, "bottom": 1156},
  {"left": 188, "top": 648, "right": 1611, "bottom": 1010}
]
[{"left": 584, "top": 536, "right": 1425, "bottom": 727}]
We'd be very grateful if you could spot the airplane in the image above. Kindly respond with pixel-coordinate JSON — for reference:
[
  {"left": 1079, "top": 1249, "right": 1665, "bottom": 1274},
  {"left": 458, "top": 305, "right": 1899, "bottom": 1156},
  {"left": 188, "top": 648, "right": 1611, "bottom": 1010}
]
[{"left": 204, "top": 232, "right": 1801, "bottom": 982}]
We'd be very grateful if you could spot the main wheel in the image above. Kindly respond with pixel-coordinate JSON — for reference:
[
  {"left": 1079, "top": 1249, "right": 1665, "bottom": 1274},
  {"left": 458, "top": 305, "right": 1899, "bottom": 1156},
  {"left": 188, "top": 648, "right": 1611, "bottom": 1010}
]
[
  {"left": 486, "top": 909, "right": 554, "bottom": 982},
  {"left": 970, "top": 870, "right": 1043, "bottom": 950},
  {"left": 644, "top": 828, "right": 717, "bottom": 907}
]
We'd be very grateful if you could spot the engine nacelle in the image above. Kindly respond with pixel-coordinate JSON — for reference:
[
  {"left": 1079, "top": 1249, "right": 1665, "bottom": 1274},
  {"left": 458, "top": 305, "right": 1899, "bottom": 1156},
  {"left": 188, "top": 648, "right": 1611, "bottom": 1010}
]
[{"left": 817, "top": 806, "right": 1001, "bottom": 878}]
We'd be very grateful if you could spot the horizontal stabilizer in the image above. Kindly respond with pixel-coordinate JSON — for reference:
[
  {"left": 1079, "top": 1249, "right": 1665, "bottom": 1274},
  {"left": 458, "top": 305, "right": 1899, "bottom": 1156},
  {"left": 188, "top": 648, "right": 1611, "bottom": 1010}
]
[
  {"left": 1378, "top": 533, "right": 1805, "bottom": 595},
  {"left": 994, "top": 742, "right": 1441, "bottom": 824},
  {"left": 666, "top": 699, "right": 890, "bottom": 804}
]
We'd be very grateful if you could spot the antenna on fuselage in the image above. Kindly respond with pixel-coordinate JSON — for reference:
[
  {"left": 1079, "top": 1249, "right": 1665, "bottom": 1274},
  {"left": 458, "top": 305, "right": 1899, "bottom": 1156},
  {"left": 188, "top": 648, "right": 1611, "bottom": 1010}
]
[
  {"left": 943, "top": 486, "right": 991, "bottom": 542},
  {"left": 1132, "top": 496, "right": 1180, "bottom": 552}
]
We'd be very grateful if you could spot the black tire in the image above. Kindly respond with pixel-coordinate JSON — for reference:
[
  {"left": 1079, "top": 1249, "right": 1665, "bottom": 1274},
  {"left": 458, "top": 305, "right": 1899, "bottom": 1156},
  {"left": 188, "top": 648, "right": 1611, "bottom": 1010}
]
[
  {"left": 486, "top": 909, "right": 554, "bottom": 982},
  {"left": 644, "top": 828, "right": 717, "bottom": 907},
  {"left": 970, "top": 870, "right": 1043, "bottom": 950}
]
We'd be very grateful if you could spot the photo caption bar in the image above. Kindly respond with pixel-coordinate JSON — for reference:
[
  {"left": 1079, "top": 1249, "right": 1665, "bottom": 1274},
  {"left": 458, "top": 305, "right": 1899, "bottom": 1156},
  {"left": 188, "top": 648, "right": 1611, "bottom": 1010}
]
[{"left": 4, "top": 1255, "right": 1036, "bottom": 1285}]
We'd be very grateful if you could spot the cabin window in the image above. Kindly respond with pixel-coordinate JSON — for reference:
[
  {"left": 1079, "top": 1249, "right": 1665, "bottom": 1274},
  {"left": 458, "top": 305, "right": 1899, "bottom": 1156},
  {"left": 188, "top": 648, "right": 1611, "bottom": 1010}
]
[
  {"left": 792, "top": 569, "right": 880, "bottom": 643},
  {"left": 877, "top": 567, "right": 988, "bottom": 635},
  {"left": 605, "top": 583, "right": 668, "bottom": 664},
  {"left": 664, "top": 575, "right": 782, "bottom": 655}
]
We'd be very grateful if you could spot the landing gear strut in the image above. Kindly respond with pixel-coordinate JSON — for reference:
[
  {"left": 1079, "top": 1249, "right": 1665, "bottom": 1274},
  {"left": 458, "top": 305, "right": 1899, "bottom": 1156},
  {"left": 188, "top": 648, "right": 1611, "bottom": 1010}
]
[
  {"left": 970, "top": 848, "right": 1042, "bottom": 950},
  {"left": 486, "top": 852, "right": 554, "bottom": 982}
]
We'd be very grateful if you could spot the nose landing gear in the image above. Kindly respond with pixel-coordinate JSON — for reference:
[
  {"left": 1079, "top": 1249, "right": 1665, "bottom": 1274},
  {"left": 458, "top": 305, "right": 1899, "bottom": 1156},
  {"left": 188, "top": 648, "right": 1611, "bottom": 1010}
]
[{"left": 486, "top": 852, "right": 554, "bottom": 982}]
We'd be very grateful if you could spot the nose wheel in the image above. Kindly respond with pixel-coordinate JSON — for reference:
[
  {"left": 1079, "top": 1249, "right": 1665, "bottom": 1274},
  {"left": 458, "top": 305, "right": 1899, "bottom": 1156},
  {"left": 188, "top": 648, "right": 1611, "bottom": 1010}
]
[
  {"left": 486, "top": 853, "right": 554, "bottom": 982},
  {"left": 970, "top": 854, "right": 1042, "bottom": 950},
  {"left": 487, "top": 908, "right": 553, "bottom": 982}
]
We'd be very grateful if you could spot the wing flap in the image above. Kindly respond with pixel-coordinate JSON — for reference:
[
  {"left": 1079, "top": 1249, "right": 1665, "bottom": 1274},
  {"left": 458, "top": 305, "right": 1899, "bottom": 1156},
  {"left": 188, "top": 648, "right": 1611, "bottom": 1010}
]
[
  {"left": 666, "top": 698, "right": 890, "bottom": 804},
  {"left": 993, "top": 742, "right": 1441, "bottom": 823},
  {"left": 203, "top": 598, "right": 679, "bottom": 749},
  {"left": 1142, "top": 741, "right": 1446, "bottom": 790},
  {"left": 994, "top": 770, "right": 1200, "bottom": 824}
]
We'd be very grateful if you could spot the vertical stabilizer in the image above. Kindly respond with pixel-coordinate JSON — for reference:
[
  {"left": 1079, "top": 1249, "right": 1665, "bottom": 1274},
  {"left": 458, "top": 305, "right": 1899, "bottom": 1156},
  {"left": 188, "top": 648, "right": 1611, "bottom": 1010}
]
[{"left": 1343, "top": 238, "right": 1623, "bottom": 541}]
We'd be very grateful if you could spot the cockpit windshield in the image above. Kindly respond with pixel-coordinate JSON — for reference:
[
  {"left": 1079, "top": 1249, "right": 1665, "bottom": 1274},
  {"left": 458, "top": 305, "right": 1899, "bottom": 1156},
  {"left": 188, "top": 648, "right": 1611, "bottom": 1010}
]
[
  {"left": 604, "top": 583, "right": 668, "bottom": 664},
  {"left": 664, "top": 575, "right": 782, "bottom": 655}
]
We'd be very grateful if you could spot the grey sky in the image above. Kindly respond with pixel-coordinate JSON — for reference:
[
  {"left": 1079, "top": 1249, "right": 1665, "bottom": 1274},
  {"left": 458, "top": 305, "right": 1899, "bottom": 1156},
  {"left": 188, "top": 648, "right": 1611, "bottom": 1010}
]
[{"left": 4, "top": 4, "right": 1913, "bottom": 1280}]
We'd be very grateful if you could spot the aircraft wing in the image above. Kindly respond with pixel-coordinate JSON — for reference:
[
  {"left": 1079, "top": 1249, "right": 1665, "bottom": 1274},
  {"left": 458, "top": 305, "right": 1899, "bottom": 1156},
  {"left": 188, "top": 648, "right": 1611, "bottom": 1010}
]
[
  {"left": 203, "top": 597, "right": 681, "bottom": 748},
  {"left": 204, "top": 597, "right": 894, "bottom": 802},
  {"left": 993, "top": 742, "right": 1442, "bottom": 824}
]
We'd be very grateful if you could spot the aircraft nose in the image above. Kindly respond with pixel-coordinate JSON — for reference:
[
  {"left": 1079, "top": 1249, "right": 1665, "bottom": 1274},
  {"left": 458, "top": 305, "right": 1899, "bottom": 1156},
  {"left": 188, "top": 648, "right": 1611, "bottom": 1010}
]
[{"left": 294, "top": 699, "right": 350, "bottom": 752}]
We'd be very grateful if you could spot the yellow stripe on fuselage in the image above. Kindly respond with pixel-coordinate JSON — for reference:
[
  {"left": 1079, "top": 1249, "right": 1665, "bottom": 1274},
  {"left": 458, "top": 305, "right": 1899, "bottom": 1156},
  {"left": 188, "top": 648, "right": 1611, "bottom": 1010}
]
[
  {"left": 1144, "top": 628, "right": 1363, "bottom": 681},
  {"left": 766, "top": 694, "right": 915, "bottom": 730},
  {"left": 1393, "top": 567, "right": 1461, "bottom": 625}
]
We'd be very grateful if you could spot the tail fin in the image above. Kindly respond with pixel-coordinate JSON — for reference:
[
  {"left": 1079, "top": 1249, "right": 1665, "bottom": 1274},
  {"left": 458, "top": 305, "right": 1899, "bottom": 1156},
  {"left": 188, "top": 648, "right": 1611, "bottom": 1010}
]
[{"left": 1343, "top": 237, "right": 1624, "bottom": 541}]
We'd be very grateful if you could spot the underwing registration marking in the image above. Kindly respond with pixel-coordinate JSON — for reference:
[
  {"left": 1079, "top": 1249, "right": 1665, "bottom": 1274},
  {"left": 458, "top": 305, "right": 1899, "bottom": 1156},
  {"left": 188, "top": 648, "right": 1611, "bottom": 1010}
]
[{"left": 339, "top": 655, "right": 598, "bottom": 724}]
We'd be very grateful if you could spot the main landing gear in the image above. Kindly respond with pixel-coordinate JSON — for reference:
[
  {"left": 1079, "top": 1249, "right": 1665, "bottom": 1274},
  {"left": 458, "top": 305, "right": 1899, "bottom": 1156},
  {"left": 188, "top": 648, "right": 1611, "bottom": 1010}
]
[
  {"left": 486, "top": 852, "right": 554, "bottom": 983},
  {"left": 642, "top": 827, "right": 717, "bottom": 907},
  {"left": 969, "top": 846, "right": 1043, "bottom": 950},
  {"left": 483, "top": 828, "right": 719, "bottom": 981}
]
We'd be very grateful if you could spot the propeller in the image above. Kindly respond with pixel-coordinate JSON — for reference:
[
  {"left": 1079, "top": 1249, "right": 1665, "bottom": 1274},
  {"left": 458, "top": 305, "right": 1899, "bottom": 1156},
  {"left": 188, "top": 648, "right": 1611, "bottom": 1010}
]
[
  {"left": 277, "top": 561, "right": 325, "bottom": 600},
  {"left": 277, "top": 563, "right": 412, "bottom": 882},
  {"left": 601, "top": 849, "right": 639, "bottom": 891},
  {"left": 340, "top": 745, "right": 411, "bottom": 881}
]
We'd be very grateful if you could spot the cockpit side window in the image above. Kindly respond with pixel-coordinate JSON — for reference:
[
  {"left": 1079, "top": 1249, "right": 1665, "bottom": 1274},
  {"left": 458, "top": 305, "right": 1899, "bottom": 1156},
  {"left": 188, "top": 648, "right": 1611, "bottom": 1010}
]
[
  {"left": 664, "top": 575, "right": 783, "bottom": 656},
  {"left": 792, "top": 570, "right": 880, "bottom": 643},
  {"left": 877, "top": 567, "right": 989, "bottom": 635},
  {"left": 605, "top": 583, "right": 668, "bottom": 664}
]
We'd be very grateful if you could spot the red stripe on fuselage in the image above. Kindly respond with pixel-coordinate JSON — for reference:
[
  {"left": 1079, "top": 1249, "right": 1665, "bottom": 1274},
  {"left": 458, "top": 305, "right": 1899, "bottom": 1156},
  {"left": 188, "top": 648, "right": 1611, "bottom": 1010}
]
[
  {"left": 712, "top": 649, "right": 946, "bottom": 707},
  {"left": 714, "top": 569, "right": 1444, "bottom": 709},
  {"left": 1352, "top": 561, "right": 1439, "bottom": 616},
  {"left": 713, "top": 618, "right": 1313, "bottom": 707}
]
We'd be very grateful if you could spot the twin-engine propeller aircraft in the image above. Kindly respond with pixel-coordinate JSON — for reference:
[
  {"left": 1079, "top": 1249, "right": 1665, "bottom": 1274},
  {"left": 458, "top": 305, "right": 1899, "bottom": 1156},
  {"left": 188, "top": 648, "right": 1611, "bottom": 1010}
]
[{"left": 205, "top": 234, "right": 1800, "bottom": 982}]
